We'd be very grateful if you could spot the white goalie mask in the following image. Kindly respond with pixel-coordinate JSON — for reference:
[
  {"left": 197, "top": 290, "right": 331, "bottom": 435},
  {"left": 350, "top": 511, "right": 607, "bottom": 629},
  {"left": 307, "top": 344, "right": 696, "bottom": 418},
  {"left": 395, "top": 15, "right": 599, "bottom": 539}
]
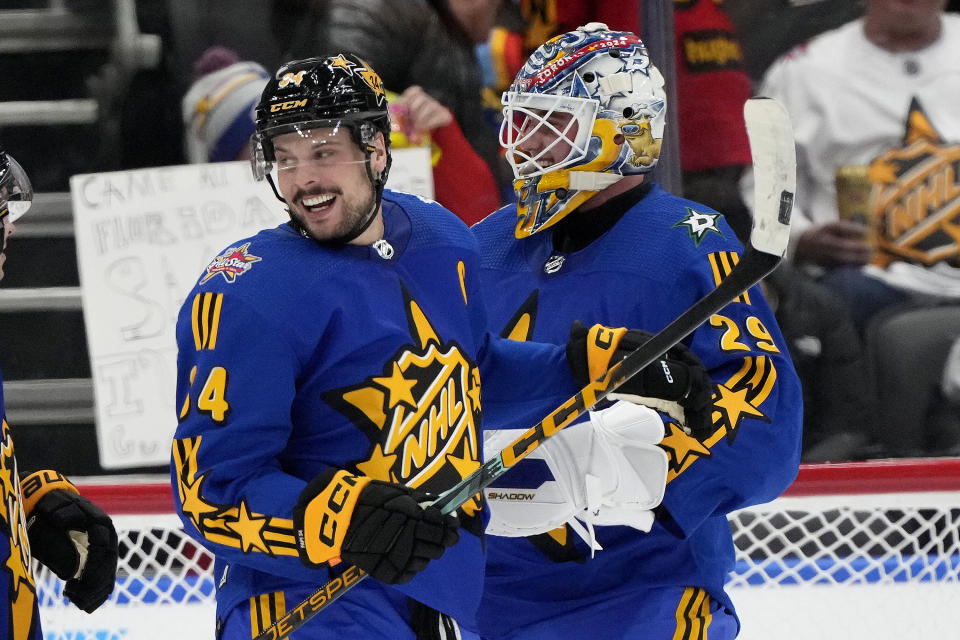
[{"left": 500, "top": 22, "right": 667, "bottom": 238}]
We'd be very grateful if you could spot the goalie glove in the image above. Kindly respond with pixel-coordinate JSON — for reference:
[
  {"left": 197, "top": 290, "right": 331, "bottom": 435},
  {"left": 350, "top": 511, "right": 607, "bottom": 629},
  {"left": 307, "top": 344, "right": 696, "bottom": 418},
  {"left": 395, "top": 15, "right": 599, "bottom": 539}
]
[
  {"left": 484, "top": 401, "right": 668, "bottom": 550},
  {"left": 566, "top": 320, "right": 715, "bottom": 438},
  {"left": 293, "top": 469, "right": 459, "bottom": 585},
  {"left": 22, "top": 470, "right": 119, "bottom": 613}
]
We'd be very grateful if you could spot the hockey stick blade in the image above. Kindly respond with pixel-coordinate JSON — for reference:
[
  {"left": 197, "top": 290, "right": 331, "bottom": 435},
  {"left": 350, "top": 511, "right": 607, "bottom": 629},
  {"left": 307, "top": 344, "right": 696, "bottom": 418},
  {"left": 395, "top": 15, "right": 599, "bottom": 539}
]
[{"left": 253, "top": 97, "right": 795, "bottom": 640}]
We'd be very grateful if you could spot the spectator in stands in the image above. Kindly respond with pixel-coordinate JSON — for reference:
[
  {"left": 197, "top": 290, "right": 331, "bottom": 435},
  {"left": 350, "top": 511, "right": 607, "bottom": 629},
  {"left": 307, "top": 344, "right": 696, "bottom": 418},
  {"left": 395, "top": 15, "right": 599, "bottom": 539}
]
[
  {"left": 387, "top": 85, "right": 502, "bottom": 225},
  {"left": 1, "top": 147, "right": 119, "bottom": 635},
  {"left": 285, "top": 0, "right": 508, "bottom": 220},
  {"left": 672, "top": 0, "right": 755, "bottom": 241},
  {"left": 742, "top": 0, "right": 960, "bottom": 456},
  {"left": 181, "top": 46, "right": 270, "bottom": 163},
  {"left": 723, "top": 0, "right": 863, "bottom": 82},
  {"left": 760, "top": 263, "right": 880, "bottom": 462}
]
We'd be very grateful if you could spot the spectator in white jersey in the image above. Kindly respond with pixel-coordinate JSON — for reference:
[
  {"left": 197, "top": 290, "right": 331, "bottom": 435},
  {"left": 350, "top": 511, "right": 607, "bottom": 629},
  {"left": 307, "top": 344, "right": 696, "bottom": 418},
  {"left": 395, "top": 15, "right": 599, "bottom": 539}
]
[{"left": 742, "top": 0, "right": 960, "bottom": 456}]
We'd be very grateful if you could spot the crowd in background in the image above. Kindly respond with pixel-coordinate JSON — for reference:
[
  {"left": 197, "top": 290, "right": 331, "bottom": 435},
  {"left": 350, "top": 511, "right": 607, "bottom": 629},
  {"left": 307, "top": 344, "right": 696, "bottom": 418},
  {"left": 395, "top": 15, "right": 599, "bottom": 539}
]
[{"left": 2, "top": 0, "right": 960, "bottom": 472}]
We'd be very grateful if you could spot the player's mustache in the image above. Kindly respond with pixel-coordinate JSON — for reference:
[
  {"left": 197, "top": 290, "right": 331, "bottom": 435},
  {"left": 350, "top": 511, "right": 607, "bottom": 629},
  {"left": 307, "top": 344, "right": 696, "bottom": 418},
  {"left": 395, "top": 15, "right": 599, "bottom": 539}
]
[{"left": 293, "top": 186, "right": 343, "bottom": 202}]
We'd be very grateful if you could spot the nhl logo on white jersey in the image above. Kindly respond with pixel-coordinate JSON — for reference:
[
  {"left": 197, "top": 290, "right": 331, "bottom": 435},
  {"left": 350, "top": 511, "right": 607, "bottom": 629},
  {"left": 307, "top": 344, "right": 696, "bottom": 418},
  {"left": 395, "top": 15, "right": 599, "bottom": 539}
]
[{"left": 544, "top": 254, "right": 566, "bottom": 274}]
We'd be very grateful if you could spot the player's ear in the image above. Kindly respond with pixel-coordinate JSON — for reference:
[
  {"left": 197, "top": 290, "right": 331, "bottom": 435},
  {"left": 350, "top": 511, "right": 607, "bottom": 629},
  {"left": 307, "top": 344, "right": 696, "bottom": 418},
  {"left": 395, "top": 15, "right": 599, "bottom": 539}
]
[{"left": 371, "top": 132, "right": 388, "bottom": 175}]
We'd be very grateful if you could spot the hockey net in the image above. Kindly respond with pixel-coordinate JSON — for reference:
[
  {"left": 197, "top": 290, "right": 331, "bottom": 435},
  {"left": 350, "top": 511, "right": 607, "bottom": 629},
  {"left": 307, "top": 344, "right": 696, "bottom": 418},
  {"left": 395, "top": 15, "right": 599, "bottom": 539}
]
[{"left": 38, "top": 459, "right": 960, "bottom": 640}]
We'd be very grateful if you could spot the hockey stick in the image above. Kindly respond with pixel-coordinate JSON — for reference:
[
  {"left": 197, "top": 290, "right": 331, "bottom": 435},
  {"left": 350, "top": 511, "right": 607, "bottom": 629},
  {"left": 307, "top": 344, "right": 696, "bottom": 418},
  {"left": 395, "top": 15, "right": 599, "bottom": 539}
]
[{"left": 253, "top": 97, "right": 795, "bottom": 640}]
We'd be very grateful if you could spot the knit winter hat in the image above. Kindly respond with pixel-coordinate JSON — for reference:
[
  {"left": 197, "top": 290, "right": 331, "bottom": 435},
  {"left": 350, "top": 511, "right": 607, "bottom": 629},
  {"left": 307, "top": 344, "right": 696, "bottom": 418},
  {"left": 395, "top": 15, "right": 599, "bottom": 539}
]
[{"left": 182, "top": 50, "right": 269, "bottom": 163}]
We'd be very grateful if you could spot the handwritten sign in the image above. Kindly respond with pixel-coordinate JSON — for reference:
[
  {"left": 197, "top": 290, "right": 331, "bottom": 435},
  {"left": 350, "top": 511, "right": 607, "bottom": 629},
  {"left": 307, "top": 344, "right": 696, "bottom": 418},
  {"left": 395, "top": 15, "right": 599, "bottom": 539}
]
[{"left": 71, "top": 151, "right": 433, "bottom": 468}]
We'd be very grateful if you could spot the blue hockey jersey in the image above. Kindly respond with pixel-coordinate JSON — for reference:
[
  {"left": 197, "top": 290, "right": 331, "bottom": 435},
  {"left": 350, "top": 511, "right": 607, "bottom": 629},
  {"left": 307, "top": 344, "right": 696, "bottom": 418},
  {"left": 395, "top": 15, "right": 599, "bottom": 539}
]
[
  {"left": 0, "top": 368, "right": 42, "bottom": 640},
  {"left": 472, "top": 183, "right": 803, "bottom": 639},
  {"left": 171, "top": 190, "right": 578, "bottom": 638}
]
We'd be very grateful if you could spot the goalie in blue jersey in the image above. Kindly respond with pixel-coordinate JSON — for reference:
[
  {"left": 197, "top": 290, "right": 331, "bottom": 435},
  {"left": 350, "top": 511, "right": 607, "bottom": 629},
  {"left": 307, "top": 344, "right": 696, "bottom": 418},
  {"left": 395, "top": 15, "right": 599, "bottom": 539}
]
[
  {"left": 168, "top": 53, "right": 661, "bottom": 640},
  {"left": 472, "top": 24, "right": 803, "bottom": 639}
]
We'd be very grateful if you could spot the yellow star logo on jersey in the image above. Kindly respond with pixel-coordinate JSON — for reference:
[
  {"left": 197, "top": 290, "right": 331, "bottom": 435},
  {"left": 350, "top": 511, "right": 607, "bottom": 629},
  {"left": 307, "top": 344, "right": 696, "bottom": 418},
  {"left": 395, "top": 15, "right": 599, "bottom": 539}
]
[
  {"left": 374, "top": 362, "right": 418, "bottom": 409},
  {"left": 446, "top": 450, "right": 480, "bottom": 480},
  {"left": 326, "top": 283, "right": 482, "bottom": 524},
  {"left": 714, "top": 383, "right": 766, "bottom": 435},
  {"left": 868, "top": 159, "right": 899, "bottom": 184},
  {"left": 226, "top": 500, "right": 270, "bottom": 554},
  {"left": 0, "top": 458, "right": 15, "bottom": 503},
  {"left": 356, "top": 443, "right": 398, "bottom": 481},
  {"left": 327, "top": 54, "right": 356, "bottom": 74},
  {"left": 903, "top": 101, "right": 939, "bottom": 146},
  {"left": 5, "top": 542, "right": 32, "bottom": 595},
  {"left": 661, "top": 422, "right": 711, "bottom": 473},
  {"left": 467, "top": 368, "right": 482, "bottom": 410},
  {"left": 180, "top": 474, "right": 220, "bottom": 528}
]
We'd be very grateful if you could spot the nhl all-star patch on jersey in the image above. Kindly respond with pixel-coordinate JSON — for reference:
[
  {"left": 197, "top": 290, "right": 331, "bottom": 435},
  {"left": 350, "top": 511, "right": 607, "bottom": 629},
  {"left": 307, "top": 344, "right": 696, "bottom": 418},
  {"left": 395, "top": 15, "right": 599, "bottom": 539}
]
[
  {"left": 472, "top": 183, "right": 802, "bottom": 639},
  {"left": 171, "top": 190, "right": 578, "bottom": 637}
]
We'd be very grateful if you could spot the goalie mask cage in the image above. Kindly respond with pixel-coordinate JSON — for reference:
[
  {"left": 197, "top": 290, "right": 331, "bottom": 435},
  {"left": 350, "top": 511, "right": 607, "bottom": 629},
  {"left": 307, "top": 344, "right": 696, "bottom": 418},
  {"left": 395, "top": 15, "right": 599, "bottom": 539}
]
[{"left": 37, "top": 459, "right": 960, "bottom": 640}]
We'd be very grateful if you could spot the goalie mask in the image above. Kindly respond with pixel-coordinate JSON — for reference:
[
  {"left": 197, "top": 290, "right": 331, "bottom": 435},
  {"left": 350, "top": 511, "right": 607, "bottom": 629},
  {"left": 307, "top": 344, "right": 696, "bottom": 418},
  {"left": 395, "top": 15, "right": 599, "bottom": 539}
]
[
  {"left": 0, "top": 148, "right": 33, "bottom": 227},
  {"left": 501, "top": 23, "right": 667, "bottom": 238},
  {"left": 251, "top": 54, "right": 392, "bottom": 243}
]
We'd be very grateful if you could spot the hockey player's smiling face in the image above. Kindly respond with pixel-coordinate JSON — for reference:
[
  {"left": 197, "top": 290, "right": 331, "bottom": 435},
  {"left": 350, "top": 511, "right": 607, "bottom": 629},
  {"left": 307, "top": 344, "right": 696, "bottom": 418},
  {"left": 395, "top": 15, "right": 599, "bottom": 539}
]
[
  {"left": 273, "top": 127, "right": 387, "bottom": 242},
  {"left": 516, "top": 109, "right": 579, "bottom": 173}
]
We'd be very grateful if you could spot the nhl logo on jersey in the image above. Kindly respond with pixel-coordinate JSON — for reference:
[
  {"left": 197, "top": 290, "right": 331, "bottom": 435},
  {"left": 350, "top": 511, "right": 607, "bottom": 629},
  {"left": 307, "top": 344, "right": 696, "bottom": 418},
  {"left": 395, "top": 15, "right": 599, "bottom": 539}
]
[
  {"left": 200, "top": 243, "right": 262, "bottom": 284},
  {"left": 372, "top": 239, "right": 394, "bottom": 260},
  {"left": 868, "top": 99, "right": 960, "bottom": 268},
  {"left": 544, "top": 254, "right": 566, "bottom": 274},
  {"left": 324, "top": 286, "right": 484, "bottom": 520}
]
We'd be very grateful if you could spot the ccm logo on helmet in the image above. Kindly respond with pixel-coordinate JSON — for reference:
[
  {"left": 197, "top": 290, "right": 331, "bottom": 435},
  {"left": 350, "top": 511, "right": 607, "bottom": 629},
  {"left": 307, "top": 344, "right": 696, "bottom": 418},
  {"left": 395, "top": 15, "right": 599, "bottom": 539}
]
[{"left": 270, "top": 99, "right": 308, "bottom": 113}]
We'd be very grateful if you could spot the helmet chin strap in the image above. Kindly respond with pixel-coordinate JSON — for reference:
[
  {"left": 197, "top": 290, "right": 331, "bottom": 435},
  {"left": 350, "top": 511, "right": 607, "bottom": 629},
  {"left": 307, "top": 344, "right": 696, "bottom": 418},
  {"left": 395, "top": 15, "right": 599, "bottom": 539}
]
[{"left": 568, "top": 171, "right": 624, "bottom": 191}]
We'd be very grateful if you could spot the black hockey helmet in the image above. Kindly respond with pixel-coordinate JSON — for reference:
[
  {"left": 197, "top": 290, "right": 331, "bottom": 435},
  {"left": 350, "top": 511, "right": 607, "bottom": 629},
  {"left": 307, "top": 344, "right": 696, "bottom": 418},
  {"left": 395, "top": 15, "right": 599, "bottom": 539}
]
[
  {"left": 250, "top": 54, "right": 392, "bottom": 181},
  {"left": 0, "top": 146, "right": 33, "bottom": 226},
  {"left": 249, "top": 55, "right": 393, "bottom": 242}
]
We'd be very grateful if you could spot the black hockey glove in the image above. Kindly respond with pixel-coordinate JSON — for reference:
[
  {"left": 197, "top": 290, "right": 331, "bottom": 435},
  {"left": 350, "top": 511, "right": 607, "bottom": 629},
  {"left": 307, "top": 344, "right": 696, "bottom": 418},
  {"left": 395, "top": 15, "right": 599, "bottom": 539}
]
[
  {"left": 294, "top": 469, "right": 459, "bottom": 585},
  {"left": 566, "top": 321, "right": 715, "bottom": 438},
  {"left": 22, "top": 471, "right": 119, "bottom": 613}
]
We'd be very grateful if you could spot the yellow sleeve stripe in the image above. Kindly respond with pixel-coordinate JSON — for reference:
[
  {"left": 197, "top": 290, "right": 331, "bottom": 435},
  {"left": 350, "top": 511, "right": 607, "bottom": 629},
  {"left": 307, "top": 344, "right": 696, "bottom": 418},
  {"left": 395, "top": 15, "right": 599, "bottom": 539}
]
[
  {"left": 673, "top": 587, "right": 713, "bottom": 640},
  {"left": 250, "top": 591, "right": 289, "bottom": 639},
  {"left": 191, "top": 292, "right": 224, "bottom": 351},
  {"left": 708, "top": 252, "right": 751, "bottom": 305}
]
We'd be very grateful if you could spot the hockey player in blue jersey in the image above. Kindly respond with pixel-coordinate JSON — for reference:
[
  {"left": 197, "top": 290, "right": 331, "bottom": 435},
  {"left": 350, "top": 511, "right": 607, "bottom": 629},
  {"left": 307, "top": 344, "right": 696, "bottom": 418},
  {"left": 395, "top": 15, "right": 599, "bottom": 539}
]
[
  {"left": 1, "top": 148, "right": 118, "bottom": 638},
  {"left": 472, "top": 24, "right": 803, "bottom": 639},
  {"left": 167, "top": 54, "right": 635, "bottom": 639}
]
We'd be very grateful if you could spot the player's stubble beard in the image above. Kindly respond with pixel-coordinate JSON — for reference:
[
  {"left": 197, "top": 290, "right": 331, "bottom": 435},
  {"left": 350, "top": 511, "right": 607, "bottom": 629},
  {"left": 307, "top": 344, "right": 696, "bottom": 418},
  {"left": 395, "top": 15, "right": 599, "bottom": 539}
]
[{"left": 287, "top": 182, "right": 378, "bottom": 245}]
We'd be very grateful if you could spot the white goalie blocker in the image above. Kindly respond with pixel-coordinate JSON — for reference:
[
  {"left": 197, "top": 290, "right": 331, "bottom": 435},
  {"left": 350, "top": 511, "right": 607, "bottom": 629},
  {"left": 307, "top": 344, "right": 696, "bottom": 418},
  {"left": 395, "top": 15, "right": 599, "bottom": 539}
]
[{"left": 483, "top": 401, "right": 668, "bottom": 551}]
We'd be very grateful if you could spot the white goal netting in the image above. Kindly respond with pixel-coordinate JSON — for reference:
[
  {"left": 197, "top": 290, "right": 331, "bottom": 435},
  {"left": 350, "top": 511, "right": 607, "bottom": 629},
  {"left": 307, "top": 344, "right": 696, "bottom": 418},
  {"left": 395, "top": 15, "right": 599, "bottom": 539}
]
[
  {"left": 38, "top": 460, "right": 960, "bottom": 640},
  {"left": 728, "top": 458, "right": 960, "bottom": 639}
]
